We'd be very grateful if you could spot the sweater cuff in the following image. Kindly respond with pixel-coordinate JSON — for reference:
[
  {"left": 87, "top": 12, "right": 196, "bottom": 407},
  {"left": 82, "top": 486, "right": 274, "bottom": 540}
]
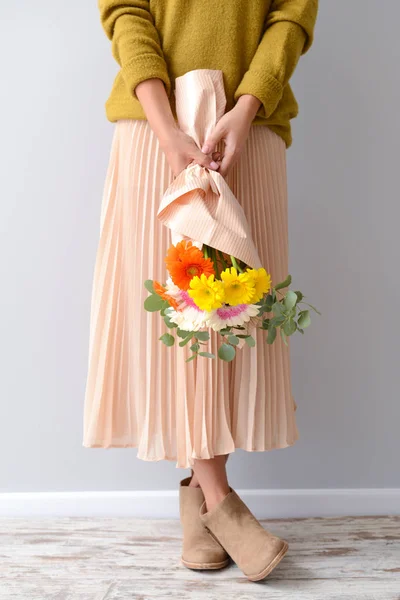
[
  {"left": 121, "top": 54, "right": 172, "bottom": 100},
  {"left": 233, "top": 70, "right": 283, "bottom": 119}
]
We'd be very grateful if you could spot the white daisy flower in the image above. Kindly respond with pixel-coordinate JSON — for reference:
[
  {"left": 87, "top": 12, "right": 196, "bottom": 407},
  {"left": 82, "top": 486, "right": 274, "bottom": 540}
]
[
  {"left": 206, "top": 303, "right": 260, "bottom": 332},
  {"left": 165, "top": 306, "right": 208, "bottom": 332}
]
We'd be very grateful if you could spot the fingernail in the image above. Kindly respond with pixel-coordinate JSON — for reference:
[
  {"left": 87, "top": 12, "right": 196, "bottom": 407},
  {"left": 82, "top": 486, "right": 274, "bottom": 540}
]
[
  {"left": 210, "top": 161, "right": 219, "bottom": 169},
  {"left": 202, "top": 145, "right": 210, "bottom": 153}
]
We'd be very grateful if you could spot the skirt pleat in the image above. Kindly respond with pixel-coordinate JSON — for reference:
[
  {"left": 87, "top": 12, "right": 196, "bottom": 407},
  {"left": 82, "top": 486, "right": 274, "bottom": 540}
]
[{"left": 83, "top": 119, "right": 299, "bottom": 468}]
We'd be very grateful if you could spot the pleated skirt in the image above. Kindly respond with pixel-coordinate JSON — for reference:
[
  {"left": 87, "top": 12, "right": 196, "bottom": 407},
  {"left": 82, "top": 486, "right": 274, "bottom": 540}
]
[{"left": 83, "top": 119, "right": 299, "bottom": 468}]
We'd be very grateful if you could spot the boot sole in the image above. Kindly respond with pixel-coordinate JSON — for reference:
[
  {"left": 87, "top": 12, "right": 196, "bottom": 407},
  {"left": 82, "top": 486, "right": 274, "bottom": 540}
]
[
  {"left": 247, "top": 541, "right": 289, "bottom": 582},
  {"left": 181, "top": 557, "right": 230, "bottom": 570}
]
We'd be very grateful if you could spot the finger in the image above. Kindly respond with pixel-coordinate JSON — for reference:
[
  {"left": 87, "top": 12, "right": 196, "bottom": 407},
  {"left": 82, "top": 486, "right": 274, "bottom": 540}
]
[
  {"left": 212, "top": 151, "right": 223, "bottom": 162},
  {"left": 201, "top": 125, "right": 225, "bottom": 154},
  {"left": 193, "top": 150, "right": 220, "bottom": 171},
  {"left": 218, "top": 147, "right": 239, "bottom": 177}
]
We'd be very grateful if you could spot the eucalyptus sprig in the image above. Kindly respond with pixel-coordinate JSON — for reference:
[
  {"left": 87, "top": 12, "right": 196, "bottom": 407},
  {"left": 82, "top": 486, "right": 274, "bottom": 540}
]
[
  {"left": 256, "top": 274, "right": 321, "bottom": 347},
  {"left": 144, "top": 273, "right": 320, "bottom": 362}
]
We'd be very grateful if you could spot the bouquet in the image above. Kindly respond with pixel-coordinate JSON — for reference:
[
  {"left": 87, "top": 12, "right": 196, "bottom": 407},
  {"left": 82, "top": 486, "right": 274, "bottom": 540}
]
[
  {"left": 143, "top": 68, "right": 319, "bottom": 362},
  {"left": 144, "top": 239, "right": 320, "bottom": 363}
]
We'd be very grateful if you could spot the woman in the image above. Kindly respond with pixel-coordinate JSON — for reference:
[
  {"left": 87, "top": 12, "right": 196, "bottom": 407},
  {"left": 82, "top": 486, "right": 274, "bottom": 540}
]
[{"left": 84, "top": 0, "right": 318, "bottom": 582}]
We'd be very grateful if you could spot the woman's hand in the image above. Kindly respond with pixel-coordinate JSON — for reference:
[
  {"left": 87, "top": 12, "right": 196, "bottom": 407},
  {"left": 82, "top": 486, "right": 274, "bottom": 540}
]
[
  {"left": 135, "top": 79, "right": 261, "bottom": 179},
  {"left": 135, "top": 78, "right": 220, "bottom": 177},
  {"left": 201, "top": 94, "right": 262, "bottom": 178},
  {"left": 159, "top": 127, "right": 220, "bottom": 177}
]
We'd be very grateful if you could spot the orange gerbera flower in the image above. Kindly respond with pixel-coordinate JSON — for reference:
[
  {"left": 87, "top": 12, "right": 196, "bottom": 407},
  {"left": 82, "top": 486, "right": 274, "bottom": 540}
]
[
  {"left": 153, "top": 280, "right": 167, "bottom": 297},
  {"left": 165, "top": 241, "right": 215, "bottom": 290},
  {"left": 153, "top": 280, "right": 180, "bottom": 311},
  {"left": 165, "top": 295, "right": 180, "bottom": 311},
  {"left": 165, "top": 239, "right": 194, "bottom": 262},
  {"left": 165, "top": 239, "right": 205, "bottom": 264}
]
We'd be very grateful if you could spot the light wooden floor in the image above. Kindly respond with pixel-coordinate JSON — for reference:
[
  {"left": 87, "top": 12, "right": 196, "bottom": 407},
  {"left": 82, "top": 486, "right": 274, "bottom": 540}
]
[{"left": 1, "top": 516, "right": 399, "bottom": 599}]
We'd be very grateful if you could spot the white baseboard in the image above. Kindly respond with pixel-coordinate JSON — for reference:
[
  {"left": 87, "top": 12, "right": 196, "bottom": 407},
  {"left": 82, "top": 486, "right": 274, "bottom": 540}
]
[{"left": 0, "top": 488, "right": 399, "bottom": 519}]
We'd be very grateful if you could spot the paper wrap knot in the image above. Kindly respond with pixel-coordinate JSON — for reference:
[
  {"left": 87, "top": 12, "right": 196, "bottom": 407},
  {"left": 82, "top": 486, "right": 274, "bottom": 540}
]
[{"left": 157, "top": 69, "right": 262, "bottom": 270}]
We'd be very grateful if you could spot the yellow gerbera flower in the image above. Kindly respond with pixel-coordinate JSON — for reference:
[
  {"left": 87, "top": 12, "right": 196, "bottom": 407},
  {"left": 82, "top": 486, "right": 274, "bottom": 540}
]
[
  {"left": 188, "top": 273, "right": 224, "bottom": 311},
  {"left": 246, "top": 268, "right": 272, "bottom": 302},
  {"left": 220, "top": 267, "right": 255, "bottom": 306}
]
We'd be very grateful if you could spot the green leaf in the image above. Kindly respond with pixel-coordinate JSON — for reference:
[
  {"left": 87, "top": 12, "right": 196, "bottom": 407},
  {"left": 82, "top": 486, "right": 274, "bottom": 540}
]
[
  {"left": 177, "top": 329, "right": 191, "bottom": 338},
  {"left": 283, "top": 318, "right": 297, "bottom": 336},
  {"left": 144, "top": 279, "right": 155, "bottom": 293},
  {"left": 160, "top": 300, "right": 170, "bottom": 316},
  {"left": 164, "top": 315, "right": 177, "bottom": 329},
  {"left": 228, "top": 335, "right": 240, "bottom": 346},
  {"left": 294, "top": 290, "right": 303, "bottom": 302},
  {"left": 261, "top": 318, "right": 270, "bottom": 330},
  {"left": 219, "top": 327, "right": 232, "bottom": 336},
  {"left": 185, "top": 354, "right": 197, "bottom": 362},
  {"left": 270, "top": 315, "right": 285, "bottom": 327},
  {"left": 274, "top": 274, "right": 292, "bottom": 291},
  {"left": 195, "top": 331, "right": 210, "bottom": 342},
  {"left": 144, "top": 294, "right": 164, "bottom": 312},
  {"left": 179, "top": 334, "right": 194, "bottom": 347},
  {"left": 245, "top": 336, "right": 256, "bottom": 347},
  {"left": 298, "top": 310, "right": 311, "bottom": 329},
  {"left": 190, "top": 342, "right": 200, "bottom": 352},
  {"left": 272, "top": 302, "right": 285, "bottom": 317},
  {"left": 159, "top": 333, "right": 175, "bottom": 346},
  {"left": 218, "top": 343, "right": 236, "bottom": 362},
  {"left": 280, "top": 328, "right": 288, "bottom": 346},
  {"left": 264, "top": 294, "right": 275, "bottom": 311},
  {"left": 284, "top": 290, "right": 298, "bottom": 311},
  {"left": 267, "top": 326, "right": 277, "bottom": 344},
  {"left": 198, "top": 352, "right": 215, "bottom": 359}
]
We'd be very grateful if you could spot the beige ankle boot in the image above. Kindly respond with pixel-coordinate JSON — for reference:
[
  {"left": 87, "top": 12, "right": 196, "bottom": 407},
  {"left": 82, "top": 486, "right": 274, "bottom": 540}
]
[
  {"left": 199, "top": 488, "right": 288, "bottom": 581},
  {"left": 179, "top": 476, "right": 230, "bottom": 570}
]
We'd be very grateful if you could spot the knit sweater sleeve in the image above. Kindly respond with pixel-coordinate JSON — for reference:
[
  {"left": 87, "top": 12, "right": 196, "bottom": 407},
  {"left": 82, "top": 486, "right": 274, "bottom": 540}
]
[
  {"left": 98, "top": 0, "right": 171, "bottom": 99},
  {"left": 233, "top": 0, "right": 318, "bottom": 119}
]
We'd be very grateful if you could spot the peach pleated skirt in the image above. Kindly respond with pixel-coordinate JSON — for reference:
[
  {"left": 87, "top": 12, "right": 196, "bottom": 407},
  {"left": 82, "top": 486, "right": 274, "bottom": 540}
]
[{"left": 83, "top": 119, "right": 299, "bottom": 468}]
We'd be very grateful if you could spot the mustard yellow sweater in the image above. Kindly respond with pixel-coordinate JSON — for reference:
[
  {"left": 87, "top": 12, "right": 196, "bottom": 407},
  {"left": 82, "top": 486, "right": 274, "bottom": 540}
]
[{"left": 99, "top": 0, "right": 318, "bottom": 148}]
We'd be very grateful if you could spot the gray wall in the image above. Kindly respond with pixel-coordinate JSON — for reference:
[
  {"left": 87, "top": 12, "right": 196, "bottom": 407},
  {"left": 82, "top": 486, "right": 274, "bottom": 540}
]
[{"left": 1, "top": 1, "right": 399, "bottom": 493}]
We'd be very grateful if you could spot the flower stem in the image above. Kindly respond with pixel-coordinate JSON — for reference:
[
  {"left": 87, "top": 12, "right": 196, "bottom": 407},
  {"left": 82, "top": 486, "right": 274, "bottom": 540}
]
[
  {"left": 218, "top": 250, "right": 228, "bottom": 271},
  {"left": 203, "top": 244, "right": 209, "bottom": 259},
  {"left": 230, "top": 255, "right": 244, "bottom": 273},
  {"left": 211, "top": 247, "right": 219, "bottom": 278}
]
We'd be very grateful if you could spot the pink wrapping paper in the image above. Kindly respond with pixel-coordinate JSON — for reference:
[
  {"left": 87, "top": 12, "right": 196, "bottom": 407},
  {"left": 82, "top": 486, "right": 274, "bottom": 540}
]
[{"left": 157, "top": 69, "right": 263, "bottom": 270}]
